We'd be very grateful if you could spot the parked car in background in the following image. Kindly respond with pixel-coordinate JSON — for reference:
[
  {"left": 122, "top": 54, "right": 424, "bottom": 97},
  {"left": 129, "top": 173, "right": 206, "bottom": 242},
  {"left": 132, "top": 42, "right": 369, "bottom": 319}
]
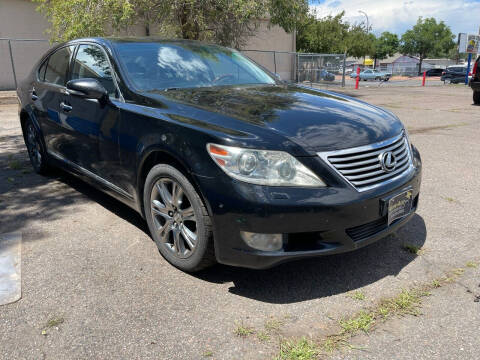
[
  {"left": 18, "top": 37, "right": 422, "bottom": 272},
  {"left": 470, "top": 56, "right": 480, "bottom": 104},
  {"left": 350, "top": 69, "right": 391, "bottom": 81},
  {"left": 441, "top": 65, "right": 471, "bottom": 83},
  {"left": 319, "top": 69, "right": 335, "bottom": 81},
  {"left": 425, "top": 68, "right": 444, "bottom": 77}
]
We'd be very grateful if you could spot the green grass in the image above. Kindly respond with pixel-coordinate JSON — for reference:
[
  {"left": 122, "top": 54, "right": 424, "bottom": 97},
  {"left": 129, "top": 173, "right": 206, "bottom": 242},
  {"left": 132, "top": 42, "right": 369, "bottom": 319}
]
[
  {"left": 202, "top": 350, "right": 213, "bottom": 357},
  {"left": 431, "top": 279, "right": 441, "bottom": 288},
  {"left": 234, "top": 324, "right": 254, "bottom": 338},
  {"left": 265, "top": 318, "right": 284, "bottom": 332},
  {"left": 452, "top": 268, "right": 465, "bottom": 276},
  {"left": 466, "top": 261, "right": 478, "bottom": 268},
  {"left": 41, "top": 316, "right": 64, "bottom": 335},
  {"left": 378, "top": 289, "right": 424, "bottom": 317},
  {"left": 257, "top": 331, "right": 270, "bottom": 342},
  {"left": 442, "top": 196, "right": 456, "bottom": 203},
  {"left": 8, "top": 160, "right": 23, "bottom": 170},
  {"left": 402, "top": 243, "right": 421, "bottom": 254},
  {"left": 276, "top": 338, "right": 319, "bottom": 360},
  {"left": 348, "top": 291, "right": 366, "bottom": 301},
  {"left": 339, "top": 311, "right": 375, "bottom": 333}
]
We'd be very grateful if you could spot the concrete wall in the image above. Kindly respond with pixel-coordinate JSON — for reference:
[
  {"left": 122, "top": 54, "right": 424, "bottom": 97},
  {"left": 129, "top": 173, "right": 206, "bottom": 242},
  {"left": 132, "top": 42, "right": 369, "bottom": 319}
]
[
  {"left": 0, "top": 1, "right": 296, "bottom": 89},
  {"left": 241, "top": 19, "right": 296, "bottom": 81},
  {"left": 0, "top": 0, "right": 51, "bottom": 90}
]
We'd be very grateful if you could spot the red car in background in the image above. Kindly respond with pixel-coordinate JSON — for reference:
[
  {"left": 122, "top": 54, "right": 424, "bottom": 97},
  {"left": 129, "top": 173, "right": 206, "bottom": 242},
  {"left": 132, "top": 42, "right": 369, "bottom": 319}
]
[{"left": 470, "top": 56, "right": 480, "bottom": 105}]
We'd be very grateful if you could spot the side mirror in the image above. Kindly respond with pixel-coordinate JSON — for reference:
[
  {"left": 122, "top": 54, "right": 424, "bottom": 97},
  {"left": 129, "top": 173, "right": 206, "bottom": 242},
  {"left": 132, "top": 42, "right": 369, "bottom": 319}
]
[{"left": 66, "top": 78, "right": 108, "bottom": 101}]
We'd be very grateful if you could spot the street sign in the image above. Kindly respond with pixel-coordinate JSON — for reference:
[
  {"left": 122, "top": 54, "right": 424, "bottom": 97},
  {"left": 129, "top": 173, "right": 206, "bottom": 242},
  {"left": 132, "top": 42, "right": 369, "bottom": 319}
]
[
  {"left": 458, "top": 33, "right": 467, "bottom": 53},
  {"left": 466, "top": 34, "right": 479, "bottom": 54}
]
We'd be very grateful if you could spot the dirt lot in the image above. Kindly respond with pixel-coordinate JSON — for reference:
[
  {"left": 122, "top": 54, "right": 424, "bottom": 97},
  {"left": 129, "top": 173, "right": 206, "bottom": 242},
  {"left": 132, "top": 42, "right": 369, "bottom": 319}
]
[{"left": 1, "top": 86, "right": 479, "bottom": 359}]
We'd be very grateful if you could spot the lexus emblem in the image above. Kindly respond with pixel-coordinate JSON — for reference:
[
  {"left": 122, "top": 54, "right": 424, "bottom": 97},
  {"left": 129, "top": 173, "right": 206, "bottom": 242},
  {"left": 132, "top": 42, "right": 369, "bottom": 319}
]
[{"left": 380, "top": 151, "right": 396, "bottom": 172}]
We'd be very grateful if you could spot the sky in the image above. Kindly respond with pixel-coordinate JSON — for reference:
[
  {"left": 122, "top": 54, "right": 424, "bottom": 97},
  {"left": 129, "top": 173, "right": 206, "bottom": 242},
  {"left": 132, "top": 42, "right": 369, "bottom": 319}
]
[{"left": 309, "top": 0, "right": 480, "bottom": 38}]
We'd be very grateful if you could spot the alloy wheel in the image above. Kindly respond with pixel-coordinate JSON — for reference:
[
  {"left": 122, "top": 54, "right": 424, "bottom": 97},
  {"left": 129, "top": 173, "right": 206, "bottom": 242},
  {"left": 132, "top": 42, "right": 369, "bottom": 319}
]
[{"left": 150, "top": 178, "right": 198, "bottom": 259}]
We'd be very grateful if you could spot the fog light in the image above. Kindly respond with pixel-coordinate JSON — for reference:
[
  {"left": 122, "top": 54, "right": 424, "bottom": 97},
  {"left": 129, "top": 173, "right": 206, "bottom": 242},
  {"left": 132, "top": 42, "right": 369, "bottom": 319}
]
[{"left": 240, "top": 232, "right": 283, "bottom": 251}]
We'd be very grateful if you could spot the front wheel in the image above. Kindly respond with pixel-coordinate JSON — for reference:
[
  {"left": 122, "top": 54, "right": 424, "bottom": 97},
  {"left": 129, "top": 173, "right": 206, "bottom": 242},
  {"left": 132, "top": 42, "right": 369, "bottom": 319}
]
[
  {"left": 143, "top": 164, "right": 215, "bottom": 272},
  {"left": 474, "top": 91, "right": 480, "bottom": 105}
]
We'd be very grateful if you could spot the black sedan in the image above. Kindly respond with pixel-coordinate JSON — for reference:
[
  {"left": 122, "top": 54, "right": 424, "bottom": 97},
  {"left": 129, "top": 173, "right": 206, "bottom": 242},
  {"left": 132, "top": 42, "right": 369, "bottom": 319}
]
[
  {"left": 441, "top": 65, "right": 470, "bottom": 83},
  {"left": 17, "top": 38, "right": 422, "bottom": 271}
]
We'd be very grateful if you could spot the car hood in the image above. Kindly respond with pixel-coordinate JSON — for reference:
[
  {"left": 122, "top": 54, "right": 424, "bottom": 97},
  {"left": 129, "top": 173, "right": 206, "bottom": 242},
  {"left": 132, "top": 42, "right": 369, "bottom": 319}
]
[{"left": 144, "top": 84, "right": 404, "bottom": 154}]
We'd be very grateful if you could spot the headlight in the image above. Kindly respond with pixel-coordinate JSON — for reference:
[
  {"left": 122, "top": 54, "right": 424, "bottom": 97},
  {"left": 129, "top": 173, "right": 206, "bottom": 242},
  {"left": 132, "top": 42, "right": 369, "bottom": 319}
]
[{"left": 207, "top": 143, "right": 326, "bottom": 187}]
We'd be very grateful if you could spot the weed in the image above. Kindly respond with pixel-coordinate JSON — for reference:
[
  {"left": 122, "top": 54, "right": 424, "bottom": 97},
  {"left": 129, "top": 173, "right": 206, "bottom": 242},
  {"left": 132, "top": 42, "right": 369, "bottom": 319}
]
[
  {"left": 466, "top": 261, "right": 478, "bottom": 268},
  {"left": 339, "top": 311, "right": 375, "bottom": 334},
  {"left": 41, "top": 316, "right": 64, "bottom": 335},
  {"left": 203, "top": 350, "right": 213, "bottom": 357},
  {"left": 402, "top": 243, "right": 420, "bottom": 254},
  {"left": 431, "top": 279, "right": 441, "bottom": 288},
  {"left": 442, "top": 196, "right": 456, "bottom": 203},
  {"left": 265, "top": 318, "right": 284, "bottom": 332},
  {"left": 452, "top": 268, "right": 465, "bottom": 276},
  {"left": 348, "top": 291, "right": 366, "bottom": 301},
  {"left": 234, "top": 324, "right": 254, "bottom": 338},
  {"left": 8, "top": 160, "right": 23, "bottom": 170},
  {"left": 256, "top": 331, "right": 270, "bottom": 342},
  {"left": 276, "top": 338, "right": 318, "bottom": 360}
]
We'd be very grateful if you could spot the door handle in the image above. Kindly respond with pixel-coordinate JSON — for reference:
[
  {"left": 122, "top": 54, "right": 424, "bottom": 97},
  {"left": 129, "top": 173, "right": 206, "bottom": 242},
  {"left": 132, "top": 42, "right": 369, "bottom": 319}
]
[
  {"left": 31, "top": 89, "right": 38, "bottom": 101},
  {"left": 60, "top": 102, "right": 72, "bottom": 112}
]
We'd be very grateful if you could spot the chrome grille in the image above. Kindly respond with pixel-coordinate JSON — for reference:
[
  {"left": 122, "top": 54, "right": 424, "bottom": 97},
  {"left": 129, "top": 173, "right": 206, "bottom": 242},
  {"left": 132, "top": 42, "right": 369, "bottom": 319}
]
[{"left": 318, "top": 133, "right": 413, "bottom": 192}]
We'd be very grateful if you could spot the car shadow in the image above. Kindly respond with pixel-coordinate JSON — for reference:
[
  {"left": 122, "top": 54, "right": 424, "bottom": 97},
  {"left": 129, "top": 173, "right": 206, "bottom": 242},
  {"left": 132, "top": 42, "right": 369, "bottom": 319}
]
[{"left": 195, "top": 214, "right": 426, "bottom": 304}]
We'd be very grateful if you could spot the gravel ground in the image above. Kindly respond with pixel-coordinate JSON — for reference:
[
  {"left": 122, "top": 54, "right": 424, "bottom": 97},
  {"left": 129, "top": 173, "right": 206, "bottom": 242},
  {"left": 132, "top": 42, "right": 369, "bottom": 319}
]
[{"left": 0, "top": 85, "right": 479, "bottom": 359}]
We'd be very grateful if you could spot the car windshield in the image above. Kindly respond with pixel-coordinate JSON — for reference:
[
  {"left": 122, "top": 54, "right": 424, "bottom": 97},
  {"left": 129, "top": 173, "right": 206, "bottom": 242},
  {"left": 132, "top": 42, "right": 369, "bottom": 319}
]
[{"left": 113, "top": 41, "right": 275, "bottom": 91}]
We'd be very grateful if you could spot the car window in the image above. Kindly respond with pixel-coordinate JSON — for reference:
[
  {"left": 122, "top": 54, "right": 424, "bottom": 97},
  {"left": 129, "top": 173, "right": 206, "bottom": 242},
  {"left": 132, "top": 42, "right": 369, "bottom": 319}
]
[
  {"left": 38, "top": 59, "right": 47, "bottom": 81},
  {"left": 365, "top": 70, "right": 372, "bottom": 73},
  {"left": 44, "top": 46, "right": 75, "bottom": 86},
  {"left": 114, "top": 42, "right": 275, "bottom": 91},
  {"left": 71, "top": 44, "right": 117, "bottom": 98}
]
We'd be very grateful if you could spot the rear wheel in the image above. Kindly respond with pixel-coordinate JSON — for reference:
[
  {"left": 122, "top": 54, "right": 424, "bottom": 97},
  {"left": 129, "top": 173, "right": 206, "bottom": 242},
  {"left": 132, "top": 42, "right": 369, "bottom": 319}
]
[
  {"left": 24, "top": 119, "right": 49, "bottom": 174},
  {"left": 474, "top": 91, "right": 480, "bottom": 105},
  {"left": 143, "top": 164, "right": 215, "bottom": 272}
]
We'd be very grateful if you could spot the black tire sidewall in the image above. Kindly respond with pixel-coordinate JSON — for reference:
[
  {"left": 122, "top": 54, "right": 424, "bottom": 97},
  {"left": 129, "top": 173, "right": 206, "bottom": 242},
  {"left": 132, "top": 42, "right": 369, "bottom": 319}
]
[
  {"left": 143, "top": 164, "right": 212, "bottom": 271},
  {"left": 474, "top": 91, "right": 480, "bottom": 105},
  {"left": 25, "top": 119, "right": 48, "bottom": 174}
]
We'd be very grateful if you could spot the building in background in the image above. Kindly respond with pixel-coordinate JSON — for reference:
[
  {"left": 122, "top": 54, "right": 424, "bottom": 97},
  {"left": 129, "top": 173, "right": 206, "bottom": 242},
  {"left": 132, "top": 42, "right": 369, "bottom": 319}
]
[{"left": 0, "top": 0, "right": 295, "bottom": 90}]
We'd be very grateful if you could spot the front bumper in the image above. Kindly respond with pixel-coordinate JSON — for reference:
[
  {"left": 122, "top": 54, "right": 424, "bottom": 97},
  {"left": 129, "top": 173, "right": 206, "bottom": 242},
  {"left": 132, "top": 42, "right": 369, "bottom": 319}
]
[
  {"left": 195, "top": 149, "right": 422, "bottom": 269},
  {"left": 470, "top": 79, "right": 480, "bottom": 91}
]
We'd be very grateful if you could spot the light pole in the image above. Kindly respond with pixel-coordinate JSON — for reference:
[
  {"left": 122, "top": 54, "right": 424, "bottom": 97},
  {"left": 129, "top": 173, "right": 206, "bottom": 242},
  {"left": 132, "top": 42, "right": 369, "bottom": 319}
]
[
  {"left": 358, "top": 10, "right": 369, "bottom": 68},
  {"left": 358, "top": 10, "right": 369, "bottom": 33}
]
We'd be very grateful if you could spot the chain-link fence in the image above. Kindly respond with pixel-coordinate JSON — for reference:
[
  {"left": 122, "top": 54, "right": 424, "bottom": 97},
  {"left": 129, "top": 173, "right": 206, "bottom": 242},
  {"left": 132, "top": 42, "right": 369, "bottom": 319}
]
[
  {"left": 242, "top": 50, "right": 347, "bottom": 86},
  {"left": 0, "top": 38, "right": 51, "bottom": 90}
]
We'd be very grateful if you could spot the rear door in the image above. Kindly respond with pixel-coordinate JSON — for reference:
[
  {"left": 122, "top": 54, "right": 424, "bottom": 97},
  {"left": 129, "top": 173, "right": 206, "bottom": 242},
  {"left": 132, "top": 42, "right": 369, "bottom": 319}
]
[{"left": 35, "top": 45, "right": 77, "bottom": 160}]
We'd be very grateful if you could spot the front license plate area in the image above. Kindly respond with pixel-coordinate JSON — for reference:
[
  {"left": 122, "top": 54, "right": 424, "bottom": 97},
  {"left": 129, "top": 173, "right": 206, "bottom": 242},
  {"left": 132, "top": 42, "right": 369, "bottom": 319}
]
[{"left": 387, "top": 189, "right": 413, "bottom": 225}]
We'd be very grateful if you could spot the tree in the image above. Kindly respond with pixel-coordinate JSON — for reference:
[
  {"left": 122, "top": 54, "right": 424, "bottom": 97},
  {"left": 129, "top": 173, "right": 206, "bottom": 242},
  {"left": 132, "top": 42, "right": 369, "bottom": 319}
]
[
  {"left": 400, "top": 17, "right": 455, "bottom": 74},
  {"left": 33, "top": 0, "right": 134, "bottom": 42},
  {"left": 370, "top": 32, "right": 398, "bottom": 61},
  {"left": 33, "top": 0, "right": 310, "bottom": 48},
  {"left": 296, "top": 11, "right": 374, "bottom": 58}
]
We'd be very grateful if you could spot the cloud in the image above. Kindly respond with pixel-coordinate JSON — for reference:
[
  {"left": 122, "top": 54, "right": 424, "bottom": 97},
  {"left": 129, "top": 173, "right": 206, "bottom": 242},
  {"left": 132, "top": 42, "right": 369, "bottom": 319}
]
[{"left": 309, "top": 0, "right": 480, "bottom": 36}]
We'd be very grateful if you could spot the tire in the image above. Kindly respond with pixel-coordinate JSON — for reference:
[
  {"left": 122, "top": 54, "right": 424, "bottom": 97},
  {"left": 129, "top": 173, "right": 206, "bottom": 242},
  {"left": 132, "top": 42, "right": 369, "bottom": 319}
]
[
  {"left": 474, "top": 91, "right": 480, "bottom": 105},
  {"left": 24, "top": 118, "right": 49, "bottom": 174},
  {"left": 143, "top": 164, "right": 215, "bottom": 272}
]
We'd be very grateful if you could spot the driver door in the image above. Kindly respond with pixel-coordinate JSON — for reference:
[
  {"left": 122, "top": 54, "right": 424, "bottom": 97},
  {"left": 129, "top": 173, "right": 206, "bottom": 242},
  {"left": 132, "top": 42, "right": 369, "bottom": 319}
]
[{"left": 65, "top": 43, "right": 122, "bottom": 186}]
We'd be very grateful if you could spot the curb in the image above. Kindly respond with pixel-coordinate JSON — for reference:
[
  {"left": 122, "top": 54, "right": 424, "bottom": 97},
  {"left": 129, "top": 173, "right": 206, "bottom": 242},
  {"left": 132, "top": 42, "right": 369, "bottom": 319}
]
[{"left": 0, "top": 91, "right": 18, "bottom": 105}]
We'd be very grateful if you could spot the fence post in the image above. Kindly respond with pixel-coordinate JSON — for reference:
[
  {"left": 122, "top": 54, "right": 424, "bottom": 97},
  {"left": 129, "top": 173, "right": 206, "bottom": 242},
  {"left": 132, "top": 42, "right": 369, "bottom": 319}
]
[
  {"left": 311, "top": 54, "right": 314, "bottom": 86},
  {"left": 422, "top": 71, "right": 426, "bottom": 86},
  {"left": 342, "top": 51, "right": 346, "bottom": 87},
  {"left": 7, "top": 40, "right": 18, "bottom": 89},
  {"left": 296, "top": 53, "right": 299, "bottom": 83},
  {"left": 273, "top": 51, "right": 277, "bottom": 75}
]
